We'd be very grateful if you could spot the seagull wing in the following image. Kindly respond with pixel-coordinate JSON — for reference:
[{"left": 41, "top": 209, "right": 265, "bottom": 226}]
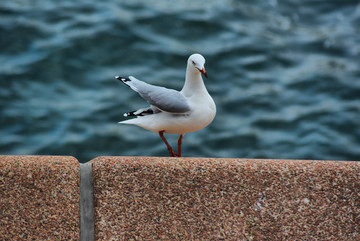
[{"left": 117, "top": 76, "right": 191, "bottom": 114}]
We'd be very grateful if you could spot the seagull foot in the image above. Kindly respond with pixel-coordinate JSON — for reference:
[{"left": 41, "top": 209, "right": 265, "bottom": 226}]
[
  {"left": 169, "top": 150, "right": 178, "bottom": 157},
  {"left": 159, "top": 130, "right": 181, "bottom": 158}
]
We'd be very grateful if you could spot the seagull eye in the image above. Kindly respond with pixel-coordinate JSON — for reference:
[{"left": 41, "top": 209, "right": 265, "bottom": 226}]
[{"left": 192, "top": 61, "right": 195, "bottom": 65}]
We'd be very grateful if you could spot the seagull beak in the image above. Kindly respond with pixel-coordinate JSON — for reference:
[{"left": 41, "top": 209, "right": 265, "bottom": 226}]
[{"left": 200, "top": 68, "right": 208, "bottom": 78}]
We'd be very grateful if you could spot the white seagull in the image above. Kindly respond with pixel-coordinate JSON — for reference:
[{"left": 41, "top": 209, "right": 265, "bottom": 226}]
[{"left": 116, "top": 53, "right": 216, "bottom": 157}]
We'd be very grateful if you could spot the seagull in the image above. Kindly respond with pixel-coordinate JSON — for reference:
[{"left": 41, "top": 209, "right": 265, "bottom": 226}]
[{"left": 116, "top": 53, "right": 216, "bottom": 157}]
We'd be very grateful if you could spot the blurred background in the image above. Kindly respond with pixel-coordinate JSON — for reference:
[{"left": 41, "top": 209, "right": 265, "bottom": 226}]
[{"left": 1, "top": 0, "right": 360, "bottom": 163}]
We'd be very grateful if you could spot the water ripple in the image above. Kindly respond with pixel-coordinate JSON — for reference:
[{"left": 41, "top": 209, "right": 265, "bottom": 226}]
[{"left": 1, "top": 0, "right": 359, "bottom": 162}]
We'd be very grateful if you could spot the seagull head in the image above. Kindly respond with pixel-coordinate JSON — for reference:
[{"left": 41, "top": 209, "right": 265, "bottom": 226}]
[{"left": 188, "top": 53, "right": 208, "bottom": 78}]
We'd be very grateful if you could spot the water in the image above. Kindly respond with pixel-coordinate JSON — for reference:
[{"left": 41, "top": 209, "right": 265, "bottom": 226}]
[{"left": 1, "top": 0, "right": 360, "bottom": 163}]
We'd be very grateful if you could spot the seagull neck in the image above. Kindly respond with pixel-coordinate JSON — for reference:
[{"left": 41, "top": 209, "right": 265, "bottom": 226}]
[{"left": 182, "top": 71, "right": 207, "bottom": 96}]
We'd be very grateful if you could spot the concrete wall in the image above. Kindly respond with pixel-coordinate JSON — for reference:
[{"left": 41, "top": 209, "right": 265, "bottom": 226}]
[
  {"left": 0, "top": 156, "right": 79, "bottom": 240},
  {"left": 1, "top": 155, "right": 359, "bottom": 240}
]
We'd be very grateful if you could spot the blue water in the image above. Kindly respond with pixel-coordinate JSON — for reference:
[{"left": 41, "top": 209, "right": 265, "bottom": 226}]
[{"left": 1, "top": 0, "right": 360, "bottom": 163}]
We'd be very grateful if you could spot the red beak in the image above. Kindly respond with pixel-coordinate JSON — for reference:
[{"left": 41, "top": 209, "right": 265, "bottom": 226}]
[{"left": 200, "top": 68, "right": 208, "bottom": 78}]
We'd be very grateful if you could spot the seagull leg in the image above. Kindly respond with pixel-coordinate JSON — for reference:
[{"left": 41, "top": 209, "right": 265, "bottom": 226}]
[
  {"left": 177, "top": 134, "right": 183, "bottom": 157},
  {"left": 159, "top": 131, "right": 177, "bottom": 157}
]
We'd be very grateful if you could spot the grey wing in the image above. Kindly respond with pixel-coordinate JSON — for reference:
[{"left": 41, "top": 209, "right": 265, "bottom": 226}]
[{"left": 124, "top": 76, "right": 191, "bottom": 113}]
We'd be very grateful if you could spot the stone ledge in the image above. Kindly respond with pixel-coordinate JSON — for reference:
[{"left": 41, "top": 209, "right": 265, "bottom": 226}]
[
  {"left": 0, "top": 155, "right": 80, "bottom": 240},
  {"left": 91, "top": 157, "right": 360, "bottom": 240},
  {"left": 1, "top": 155, "right": 359, "bottom": 240}
]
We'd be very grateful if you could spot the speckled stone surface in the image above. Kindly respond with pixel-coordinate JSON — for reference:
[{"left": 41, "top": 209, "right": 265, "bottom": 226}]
[
  {"left": 0, "top": 155, "right": 80, "bottom": 240},
  {"left": 91, "top": 157, "right": 360, "bottom": 240}
]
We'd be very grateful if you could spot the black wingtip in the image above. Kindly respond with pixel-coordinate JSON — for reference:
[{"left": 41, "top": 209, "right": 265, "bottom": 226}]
[{"left": 115, "top": 76, "right": 130, "bottom": 82}]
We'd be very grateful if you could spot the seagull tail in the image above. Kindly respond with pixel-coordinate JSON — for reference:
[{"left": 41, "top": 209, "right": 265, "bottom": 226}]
[{"left": 118, "top": 119, "right": 136, "bottom": 125}]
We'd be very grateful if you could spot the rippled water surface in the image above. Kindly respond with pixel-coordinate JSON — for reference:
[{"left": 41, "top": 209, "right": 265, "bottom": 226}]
[{"left": 1, "top": 0, "right": 360, "bottom": 162}]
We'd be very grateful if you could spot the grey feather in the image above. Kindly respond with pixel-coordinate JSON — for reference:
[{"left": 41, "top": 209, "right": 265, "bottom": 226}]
[{"left": 124, "top": 76, "right": 191, "bottom": 113}]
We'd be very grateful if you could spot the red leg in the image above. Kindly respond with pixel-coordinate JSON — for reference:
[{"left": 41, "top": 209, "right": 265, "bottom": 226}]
[
  {"left": 159, "top": 131, "right": 177, "bottom": 157},
  {"left": 177, "top": 134, "right": 183, "bottom": 157}
]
